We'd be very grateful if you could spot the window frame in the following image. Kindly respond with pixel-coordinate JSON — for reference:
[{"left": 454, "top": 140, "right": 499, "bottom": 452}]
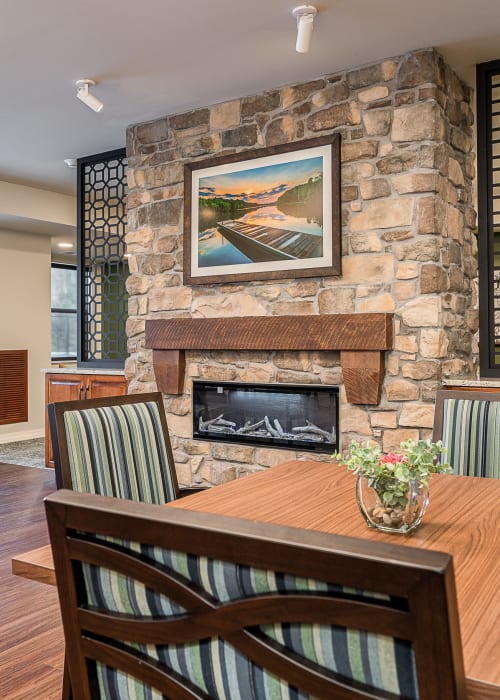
[{"left": 51, "top": 262, "right": 77, "bottom": 362}]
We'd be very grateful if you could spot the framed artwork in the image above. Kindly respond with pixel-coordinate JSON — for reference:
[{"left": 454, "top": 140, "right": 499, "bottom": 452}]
[{"left": 183, "top": 134, "right": 341, "bottom": 285}]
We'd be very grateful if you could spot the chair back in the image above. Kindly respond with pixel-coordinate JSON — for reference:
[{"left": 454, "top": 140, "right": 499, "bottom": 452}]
[
  {"left": 48, "top": 392, "right": 179, "bottom": 503},
  {"left": 433, "top": 389, "right": 500, "bottom": 477},
  {"left": 45, "top": 489, "right": 466, "bottom": 700}
]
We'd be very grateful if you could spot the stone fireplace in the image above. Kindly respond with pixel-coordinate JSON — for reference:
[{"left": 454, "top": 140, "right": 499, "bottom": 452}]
[{"left": 125, "top": 48, "right": 478, "bottom": 486}]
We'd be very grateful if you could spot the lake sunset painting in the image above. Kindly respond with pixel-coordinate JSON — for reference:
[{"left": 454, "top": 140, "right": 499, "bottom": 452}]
[{"left": 184, "top": 136, "right": 340, "bottom": 284}]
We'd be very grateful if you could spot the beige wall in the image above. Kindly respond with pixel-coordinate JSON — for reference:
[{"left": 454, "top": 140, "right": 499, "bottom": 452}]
[
  {"left": 0, "top": 230, "right": 51, "bottom": 442},
  {"left": 0, "top": 181, "right": 75, "bottom": 227}
]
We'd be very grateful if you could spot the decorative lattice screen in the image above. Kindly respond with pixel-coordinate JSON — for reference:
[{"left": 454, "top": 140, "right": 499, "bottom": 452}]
[
  {"left": 477, "top": 60, "right": 500, "bottom": 370},
  {"left": 78, "top": 149, "right": 128, "bottom": 367},
  {"left": 490, "top": 75, "right": 500, "bottom": 347}
]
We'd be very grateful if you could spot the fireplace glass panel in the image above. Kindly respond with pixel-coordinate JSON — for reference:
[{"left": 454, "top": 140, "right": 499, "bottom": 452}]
[{"left": 192, "top": 381, "right": 339, "bottom": 454}]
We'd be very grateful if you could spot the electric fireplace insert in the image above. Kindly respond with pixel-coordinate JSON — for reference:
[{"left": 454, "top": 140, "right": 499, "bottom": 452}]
[{"left": 192, "top": 381, "right": 339, "bottom": 454}]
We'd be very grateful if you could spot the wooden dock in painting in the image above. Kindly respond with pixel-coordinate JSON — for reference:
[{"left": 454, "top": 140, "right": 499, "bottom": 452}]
[{"left": 217, "top": 220, "right": 323, "bottom": 262}]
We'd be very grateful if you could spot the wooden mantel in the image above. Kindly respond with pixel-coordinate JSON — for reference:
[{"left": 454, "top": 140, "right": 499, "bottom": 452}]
[{"left": 145, "top": 313, "right": 393, "bottom": 405}]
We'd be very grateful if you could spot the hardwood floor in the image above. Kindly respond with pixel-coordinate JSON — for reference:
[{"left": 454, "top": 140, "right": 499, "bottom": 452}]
[{"left": 0, "top": 462, "right": 64, "bottom": 699}]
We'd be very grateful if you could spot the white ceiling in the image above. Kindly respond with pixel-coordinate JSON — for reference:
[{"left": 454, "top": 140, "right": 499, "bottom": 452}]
[{"left": 2, "top": 0, "right": 500, "bottom": 199}]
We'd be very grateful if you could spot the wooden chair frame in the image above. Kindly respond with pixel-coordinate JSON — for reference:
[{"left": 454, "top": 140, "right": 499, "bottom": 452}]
[
  {"left": 45, "top": 489, "right": 466, "bottom": 700},
  {"left": 48, "top": 391, "right": 185, "bottom": 498}
]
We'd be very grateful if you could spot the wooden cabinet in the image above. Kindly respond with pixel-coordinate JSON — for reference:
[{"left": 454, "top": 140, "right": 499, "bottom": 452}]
[
  {"left": 45, "top": 372, "right": 127, "bottom": 467},
  {"left": 79, "top": 374, "right": 128, "bottom": 400}
]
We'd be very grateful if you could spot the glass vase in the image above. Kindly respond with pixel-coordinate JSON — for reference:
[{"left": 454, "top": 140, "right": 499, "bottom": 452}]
[{"left": 355, "top": 474, "right": 430, "bottom": 534}]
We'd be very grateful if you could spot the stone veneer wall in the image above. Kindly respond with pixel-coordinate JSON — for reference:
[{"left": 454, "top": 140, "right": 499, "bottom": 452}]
[{"left": 125, "top": 48, "right": 477, "bottom": 486}]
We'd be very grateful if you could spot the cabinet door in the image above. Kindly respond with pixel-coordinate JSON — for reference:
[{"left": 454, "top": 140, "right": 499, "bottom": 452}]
[
  {"left": 88, "top": 375, "right": 128, "bottom": 399},
  {"left": 45, "top": 374, "right": 84, "bottom": 467},
  {"left": 45, "top": 373, "right": 128, "bottom": 467}
]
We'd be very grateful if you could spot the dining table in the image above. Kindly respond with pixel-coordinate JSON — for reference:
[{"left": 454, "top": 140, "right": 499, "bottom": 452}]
[{"left": 12, "top": 459, "right": 500, "bottom": 699}]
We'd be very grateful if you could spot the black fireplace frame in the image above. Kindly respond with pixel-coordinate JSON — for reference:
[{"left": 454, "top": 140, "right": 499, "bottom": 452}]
[{"left": 192, "top": 380, "right": 339, "bottom": 454}]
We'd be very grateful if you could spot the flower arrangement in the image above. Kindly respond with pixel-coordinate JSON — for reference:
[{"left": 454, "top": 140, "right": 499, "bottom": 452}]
[{"left": 334, "top": 439, "right": 451, "bottom": 532}]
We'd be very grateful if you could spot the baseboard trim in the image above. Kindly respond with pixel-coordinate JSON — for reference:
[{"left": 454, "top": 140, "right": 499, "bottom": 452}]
[{"left": 0, "top": 429, "right": 44, "bottom": 444}]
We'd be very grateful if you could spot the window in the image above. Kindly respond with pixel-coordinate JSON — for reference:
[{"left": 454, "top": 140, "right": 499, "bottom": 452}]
[
  {"left": 477, "top": 59, "right": 500, "bottom": 376},
  {"left": 51, "top": 264, "right": 77, "bottom": 360}
]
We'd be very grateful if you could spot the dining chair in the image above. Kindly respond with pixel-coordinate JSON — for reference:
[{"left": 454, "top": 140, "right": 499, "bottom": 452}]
[
  {"left": 433, "top": 389, "right": 500, "bottom": 478},
  {"left": 48, "top": 391, "right": 198, "bottom": 503},
  {"left": 45, "top": 488, "right": 466, "bottom": 700}
]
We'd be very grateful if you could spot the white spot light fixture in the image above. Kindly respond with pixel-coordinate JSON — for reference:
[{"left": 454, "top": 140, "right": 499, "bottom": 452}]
[
  {"left": 76, "top": 79, "right": 103, "bottom": 113},
  {"left": 292, "top": 5, "right": 318, "bottom": 54}
]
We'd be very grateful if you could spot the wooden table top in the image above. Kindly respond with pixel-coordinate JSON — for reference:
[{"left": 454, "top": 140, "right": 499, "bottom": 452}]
[
  {"left": 170, "top": 461, "right": 500, "bottom": 699},
  {"left": 13, "top": 460, "right": 500, "bottom": 699},
  {"left": 12, "top": 543, "right": 57, "bottom": 586}
]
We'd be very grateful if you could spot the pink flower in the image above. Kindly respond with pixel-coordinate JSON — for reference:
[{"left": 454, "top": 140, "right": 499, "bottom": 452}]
[{"left": 378, "top": 452, "right": 408, "bottom": 465}]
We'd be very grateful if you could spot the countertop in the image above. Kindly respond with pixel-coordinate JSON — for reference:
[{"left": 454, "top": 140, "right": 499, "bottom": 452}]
[
  {"left": 443, "top": 378, "right": 500, "bottom": 388},
  {"left": 42, "top": 367, "right": 125, "bottom": 376}
]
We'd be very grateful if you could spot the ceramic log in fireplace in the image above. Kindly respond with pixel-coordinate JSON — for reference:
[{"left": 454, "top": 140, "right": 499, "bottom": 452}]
[{"left": 192, "top": 381, "right": 339, "bottom": 454}]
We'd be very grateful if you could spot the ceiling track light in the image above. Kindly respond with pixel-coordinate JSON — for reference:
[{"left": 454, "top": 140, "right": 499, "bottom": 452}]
[
  {"left": 76, "top": 79, "right": 103, "bottom": 113},
  {"left": 292, "top": 5, "right": 318, "bottom": 54}
]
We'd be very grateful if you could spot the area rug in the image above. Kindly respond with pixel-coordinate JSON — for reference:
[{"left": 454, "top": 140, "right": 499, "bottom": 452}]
[{"left": 0, "top": 438, "right": 45, "bottom": 469}]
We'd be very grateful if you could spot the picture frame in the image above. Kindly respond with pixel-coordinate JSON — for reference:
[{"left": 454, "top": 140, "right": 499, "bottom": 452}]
[{"left": 183, "top": 134, "right": 341, "bottom": 285}]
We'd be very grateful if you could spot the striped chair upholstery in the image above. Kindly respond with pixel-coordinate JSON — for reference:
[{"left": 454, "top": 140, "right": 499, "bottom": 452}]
[
  {"left": 85, "top": 552, "right": 417, "bottom": 699},
  {"left": 434, "top": 390, "right": 500, "bottom": 478},
  {"left": 45, "top": 490, "right": 465, "bottom": 700},
  {"left": 48, "top": 393, "right": 179, "bottom": 503}
]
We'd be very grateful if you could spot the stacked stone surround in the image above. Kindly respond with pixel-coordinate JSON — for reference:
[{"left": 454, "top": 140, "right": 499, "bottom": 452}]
[{"left": 125, "top": 48, "right": 477, "bottom": 486}]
